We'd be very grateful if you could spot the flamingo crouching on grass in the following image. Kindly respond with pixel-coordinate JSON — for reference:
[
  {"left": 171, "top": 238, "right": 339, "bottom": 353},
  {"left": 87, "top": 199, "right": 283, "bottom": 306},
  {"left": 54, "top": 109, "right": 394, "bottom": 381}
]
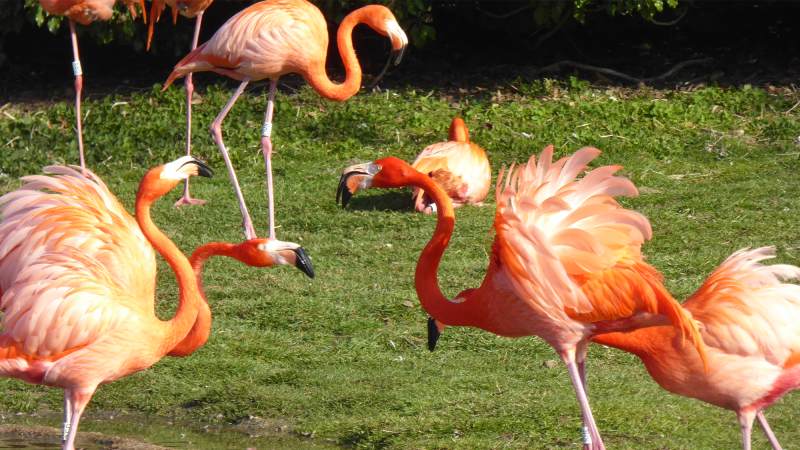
[
  {"left": 163, "top": 0, "right": 408, "bottom": 240},
  {"left": 337, "top": 146, "right": 707, "bottom": 450}
]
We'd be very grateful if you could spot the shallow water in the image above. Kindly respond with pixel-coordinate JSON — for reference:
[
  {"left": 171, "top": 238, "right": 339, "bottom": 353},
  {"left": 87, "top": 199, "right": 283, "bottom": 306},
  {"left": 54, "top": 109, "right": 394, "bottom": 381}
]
[{"left": 0, "top": 413, "right": 330, "bottom": 450}]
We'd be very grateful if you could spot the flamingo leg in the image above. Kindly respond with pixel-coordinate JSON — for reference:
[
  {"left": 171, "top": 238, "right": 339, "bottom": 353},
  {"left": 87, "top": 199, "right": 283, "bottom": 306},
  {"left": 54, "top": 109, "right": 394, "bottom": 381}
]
[
  {"left": 210, "top": 78, "right": 257, "bottom": 240},
  {"left": 62, "top": 389, "right": 93, "bottom": 450},
  {"left": 738, "top": 410, "right": 756, "bottom": 450},
  {"left": 756, "top": 411, "right": 783, "bottom": 450},
  {"left": 560, "top": 350, "right": 606, "bottom": 450},
  {"left": 62, "top": 392, "right": 72, "bottom": 442},
  {"left": 68, "top": 19, "right": 86, "bottom": 176},
  {"left": 261, "top": 79, "right": 278, "bottom": 239},
  {"left": 174, "top": 11, "right": 206, "bottom": 207},
  {"left": 575, "top": 342, "right": 603, "bottom": 449}
]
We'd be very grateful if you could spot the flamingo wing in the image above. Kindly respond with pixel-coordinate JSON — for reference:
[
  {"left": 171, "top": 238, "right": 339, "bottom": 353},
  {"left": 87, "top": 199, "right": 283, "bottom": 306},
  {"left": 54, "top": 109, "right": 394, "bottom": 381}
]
[
  {"left": 165, "top": 0, "right": 328, "bottom": 86},
  {"left": 39, "top": 0, "right": 115, "bottom": 24},
  {"left": 684, "top": 247, "right": 800, "bottom": 366},
  {"left": 410, "top": 141, "right": 491, "bottom": 209}
]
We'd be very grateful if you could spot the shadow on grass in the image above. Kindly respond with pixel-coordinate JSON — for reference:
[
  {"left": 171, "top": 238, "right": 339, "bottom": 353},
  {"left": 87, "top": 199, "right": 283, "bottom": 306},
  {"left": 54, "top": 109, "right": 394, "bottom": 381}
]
[{"left": 342, "top": 191, "right": 415, "bottom": 213}]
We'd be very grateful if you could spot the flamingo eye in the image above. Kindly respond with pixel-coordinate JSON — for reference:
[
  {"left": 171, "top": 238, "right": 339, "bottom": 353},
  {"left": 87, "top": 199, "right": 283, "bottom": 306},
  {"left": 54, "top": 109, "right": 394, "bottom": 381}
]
[{"left": 375, "top": 165, "right": 382, "bottom": 171}]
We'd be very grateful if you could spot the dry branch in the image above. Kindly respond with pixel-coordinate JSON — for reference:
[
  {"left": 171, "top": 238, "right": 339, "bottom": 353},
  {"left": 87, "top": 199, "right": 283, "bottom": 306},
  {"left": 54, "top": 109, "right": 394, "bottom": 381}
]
[{"left": 536, "top": 58, "right": 713, "bottom": 84}]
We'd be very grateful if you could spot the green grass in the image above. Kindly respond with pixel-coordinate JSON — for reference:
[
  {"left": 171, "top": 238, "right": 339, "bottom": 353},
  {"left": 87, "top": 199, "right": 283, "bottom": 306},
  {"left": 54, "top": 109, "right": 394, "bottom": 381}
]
[{"left": 1, "top": 78, "right": 799, "bottom": 449}]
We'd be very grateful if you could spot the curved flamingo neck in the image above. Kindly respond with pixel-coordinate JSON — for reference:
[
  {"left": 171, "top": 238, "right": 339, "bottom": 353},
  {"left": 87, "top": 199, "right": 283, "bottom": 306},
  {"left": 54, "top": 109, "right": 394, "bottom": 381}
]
[
  {"left": 409, "top": 170, "right": 477, "bottom": 326},
  {"left": 303, "top": 8, "right": 369, "bottom": 102},
  {"left": 167, "top": 242, "right": 236, "bottom": 357},
  {"left": 135, "top": 185, "right": 200, "bottom": 354}
]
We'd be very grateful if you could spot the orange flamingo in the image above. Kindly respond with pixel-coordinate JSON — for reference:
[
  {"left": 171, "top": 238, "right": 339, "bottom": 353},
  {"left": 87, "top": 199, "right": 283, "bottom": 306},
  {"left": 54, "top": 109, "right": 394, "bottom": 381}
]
[
  {"left": 147, "top": 0, "right": 215, "bottom": 207},
  {"left": 163, "top": 0, "right": 408, "bottom": 240},
  {"left": 592, "top": 247, "right": 800, "bottom": 450},
  {"left": 339, "top": 118, "right": 491, "bottom": 214},
  {"left": 38, "top": 0, "right": 145, "bottom": 174},
  {"left": 337, "top": 146, "right": 707, "bottom": 450},
  {"left": 169, "top": 237, "right": 314, "bottom": 357},
  {"left": 0, "top": 156, "right": 210, "bottom": 450}
]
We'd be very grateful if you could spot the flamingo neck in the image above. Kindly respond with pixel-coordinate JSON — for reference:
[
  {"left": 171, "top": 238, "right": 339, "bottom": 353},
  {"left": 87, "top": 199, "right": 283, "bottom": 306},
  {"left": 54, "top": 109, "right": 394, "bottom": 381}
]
[
  {"left": 410, "top": 171, "right": 478, "bottom": 327},
  {"left": 303, "top": 9, "right": 368, "bottom": 102},
  {"left": 135, "top": 188, "right": 200, "bottom": 355},
  {"left": 592, "top": 328, "right": 665, "bottom": 358},
  {"left": 167, "top": 242, "right": 236, "bottom": 357}
]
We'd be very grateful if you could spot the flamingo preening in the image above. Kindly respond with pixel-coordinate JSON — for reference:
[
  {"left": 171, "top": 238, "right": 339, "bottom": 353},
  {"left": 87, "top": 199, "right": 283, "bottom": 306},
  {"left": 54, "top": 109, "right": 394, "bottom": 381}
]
[
  {"left": 0, "top": 156, "right": 211, "bottom": 450},
  {"left": 338, "top": 146, "right": 707, "bottom": 450},
  {"left": 338, "top": 117, "right": 491, "bottom": 214},
  {"left": 38, "top": 0, "right": 146, "bottom": 174},
  {"left": 147, "top": 0, "right": 216, "bottom": 207},
  {"left": 163, "top": 0, "right": 408, "bottom": 241},
  {"left": 593, "top": 247, "right": 800, "bottom": 450}
]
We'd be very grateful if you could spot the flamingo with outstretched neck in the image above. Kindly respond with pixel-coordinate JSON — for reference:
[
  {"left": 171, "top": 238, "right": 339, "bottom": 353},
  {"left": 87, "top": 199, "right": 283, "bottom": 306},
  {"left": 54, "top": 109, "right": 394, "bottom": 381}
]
[
  {"left": 163, "top": 0, "right": 408, "bottom": 240},
  {"left": 337, "top": 146, "right": 707, "bottom": 450},
  {"left": 0, "top": 156, "right": 208, "bottom": 450}
]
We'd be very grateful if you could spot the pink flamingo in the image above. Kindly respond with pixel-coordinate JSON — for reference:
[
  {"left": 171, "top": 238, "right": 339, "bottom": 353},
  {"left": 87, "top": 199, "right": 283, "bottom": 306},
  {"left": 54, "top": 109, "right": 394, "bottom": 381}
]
[
  {"left": 163, "top": 0, "right": 408, "bottom": 240},
  {"left": 337, "top": 146, "right": 707, "bottom": 449}
]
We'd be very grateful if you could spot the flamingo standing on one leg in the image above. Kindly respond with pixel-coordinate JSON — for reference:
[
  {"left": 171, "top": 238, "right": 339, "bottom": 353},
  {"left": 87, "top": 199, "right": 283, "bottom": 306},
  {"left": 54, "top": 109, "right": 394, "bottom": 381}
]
[
  {"left": 169, "top": 237, "right": 314, "bottom": 357},
  {"left": 338, "top": 118, "right": 491, "bottom": 214},
  {"left": 0, "top": 156, "right": 212, "bottom": 450},
  {"left": 337, "top": 146, "right": 707, "bottom": 450},
  {"left": 38, "top": 0, "right": 145, "bottom": 174},
  {"left": 592, "top": 247, "right": 800, "bottom": 450},
  {"left": 163, "top": 0, "right": 408, "bottom": 241},
  {"left": 147, "top": 0, "right": 215, "bottom": 207}
]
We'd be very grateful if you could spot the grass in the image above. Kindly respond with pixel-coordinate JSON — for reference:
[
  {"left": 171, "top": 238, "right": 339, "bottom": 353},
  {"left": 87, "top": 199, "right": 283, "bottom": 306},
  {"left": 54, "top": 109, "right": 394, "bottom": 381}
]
[{"left": 0, "top": 77, "right": 799, "bottom": 449}]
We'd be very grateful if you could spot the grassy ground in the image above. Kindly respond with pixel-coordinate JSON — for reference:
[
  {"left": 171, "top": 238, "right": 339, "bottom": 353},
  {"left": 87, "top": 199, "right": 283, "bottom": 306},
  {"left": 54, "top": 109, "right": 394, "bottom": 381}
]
[{"left": 1, "top": 78, "right": 799, "bottom": 449}]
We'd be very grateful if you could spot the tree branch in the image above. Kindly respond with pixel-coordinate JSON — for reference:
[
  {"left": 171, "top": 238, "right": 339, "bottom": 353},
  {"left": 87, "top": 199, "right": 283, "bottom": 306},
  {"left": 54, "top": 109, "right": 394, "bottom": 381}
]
[
  {"left": 475, "top": 1, "right": 534, "bottom": 19},
  {"left": 649, "top": 7, "right": 689, "bottom": 26},
  {"left": 536, "top": 58, "right": 713, "bottom": 84}
]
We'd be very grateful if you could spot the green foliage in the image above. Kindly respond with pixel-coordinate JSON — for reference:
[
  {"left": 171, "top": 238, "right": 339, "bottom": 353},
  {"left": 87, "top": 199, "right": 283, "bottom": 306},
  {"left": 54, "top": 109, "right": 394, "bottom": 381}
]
[{"left": 0, "top": 80, "right": 799, "bottom": 449}]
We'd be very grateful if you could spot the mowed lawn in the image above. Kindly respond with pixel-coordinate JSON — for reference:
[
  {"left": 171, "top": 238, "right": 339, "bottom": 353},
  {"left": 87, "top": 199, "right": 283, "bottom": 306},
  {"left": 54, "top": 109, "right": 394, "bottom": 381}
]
[{"left": 1, "top": 78, "right": 799, "bottom": 449}]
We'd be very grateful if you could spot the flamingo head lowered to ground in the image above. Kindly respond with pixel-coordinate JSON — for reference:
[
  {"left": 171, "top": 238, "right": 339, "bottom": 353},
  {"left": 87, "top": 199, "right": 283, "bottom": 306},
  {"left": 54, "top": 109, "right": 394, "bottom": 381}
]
[
  {"left": 221, "top": 238, "right": 315, "bottom": 278},
  {"left": 337, "top": 157, "right": 410, "bottom": 207}
]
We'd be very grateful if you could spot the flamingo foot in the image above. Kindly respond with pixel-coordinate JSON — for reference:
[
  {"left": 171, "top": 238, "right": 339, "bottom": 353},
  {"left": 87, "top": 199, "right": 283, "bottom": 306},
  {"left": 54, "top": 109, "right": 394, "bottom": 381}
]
[{"left": 174, "top": 195, "right": 207, "bottom": 207}]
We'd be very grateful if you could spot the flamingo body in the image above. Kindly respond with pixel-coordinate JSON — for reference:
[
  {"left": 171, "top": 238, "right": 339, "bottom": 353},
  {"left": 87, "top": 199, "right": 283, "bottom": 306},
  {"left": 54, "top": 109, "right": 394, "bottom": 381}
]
[
  {"left": 410, "top": 118, "right": 491, "bottom": 213},
  {"left": 39, "top": 0, "right": 115, "bottom": 24},
  {"left": 593, "top": 247, "right": 800, "bottom": 449}
]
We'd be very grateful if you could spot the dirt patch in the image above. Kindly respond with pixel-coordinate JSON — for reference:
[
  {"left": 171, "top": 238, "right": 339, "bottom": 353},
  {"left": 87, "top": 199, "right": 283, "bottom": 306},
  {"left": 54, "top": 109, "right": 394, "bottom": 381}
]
[
  {"left": 0, "top": 424, "right": 173, "bottom": 450},
  {"left": 230, "top": 416, "right": 297, "bottom": 438}
]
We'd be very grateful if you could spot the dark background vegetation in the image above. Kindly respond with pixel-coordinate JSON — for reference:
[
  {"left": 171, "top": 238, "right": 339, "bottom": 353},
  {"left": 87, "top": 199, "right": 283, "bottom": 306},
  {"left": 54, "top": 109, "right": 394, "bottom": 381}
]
[{"left": 0, "top": 0, "right": 798, "bottom": 106}]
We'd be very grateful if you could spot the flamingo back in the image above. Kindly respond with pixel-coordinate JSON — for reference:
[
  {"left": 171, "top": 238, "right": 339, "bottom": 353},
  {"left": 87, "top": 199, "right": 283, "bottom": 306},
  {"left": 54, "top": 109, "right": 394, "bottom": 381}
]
[
  {"left": 410, "top": 140, "right": 491, "bottom": 210},
  {"left": 39, "top": 0, "right": 115, "bottom": 24},
  {"left": 684, "top": 247, "right": 800, "bottom": 366},
  {"left": 166, "top": 0, "right": 328, "bottom": 85}
]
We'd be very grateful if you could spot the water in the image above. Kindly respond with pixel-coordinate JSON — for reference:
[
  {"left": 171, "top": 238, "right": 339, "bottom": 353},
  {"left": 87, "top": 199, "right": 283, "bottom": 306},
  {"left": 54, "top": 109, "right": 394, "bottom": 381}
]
[{"left": 0, "top": 413, "right": 331, "bottom": 450}]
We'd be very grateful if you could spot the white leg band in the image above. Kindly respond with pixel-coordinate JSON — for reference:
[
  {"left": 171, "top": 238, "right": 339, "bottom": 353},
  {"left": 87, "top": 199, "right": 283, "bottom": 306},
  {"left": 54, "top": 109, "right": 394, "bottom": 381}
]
[
  {"left": 262, "top": 122, "right": 272, "bottom": 137},
  {"left": 581, "top": 426, "right": 592, "bottom": 445},
  {"left": 72, "top": 61, "right": 82, "bottom": 76},
  {"left": 62, "top": 421, "right": 70, "bottom": 440}
]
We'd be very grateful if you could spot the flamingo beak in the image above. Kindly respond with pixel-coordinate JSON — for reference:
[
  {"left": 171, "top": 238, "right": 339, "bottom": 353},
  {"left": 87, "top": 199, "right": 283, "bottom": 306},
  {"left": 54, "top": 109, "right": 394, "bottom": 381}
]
[
  {"left": 293, "top": 246, "right": 315, "bottom": 279},
  {"left": 180, "top": 157, "right": 214, "bottom": 179},
  {"left": 385, "top": 20, "right": 408, "bottom": 65},
  {"left": 337, "top": 162, "right": 380, "bottom": 208},
  {"left": 427, "top": 316, "right": 446, "bottom": 351}
]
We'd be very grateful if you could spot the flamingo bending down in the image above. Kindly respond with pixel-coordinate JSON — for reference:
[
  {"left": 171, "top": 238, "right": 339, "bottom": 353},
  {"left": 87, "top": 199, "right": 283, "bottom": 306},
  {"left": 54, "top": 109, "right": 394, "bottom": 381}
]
[
  {"left": 337, "top": 146, "right": 707, "bottom": 450},
  {"left": 592, "top": 247, "right": 800, "bottom": 450},
  {"left": 163, "top": 0, "right": 408, "bottom": 240},
  {"left": 0, "top": 156, "right": 210, "bottom": 450},
  {"left": 170, "top": 237, "right": 314, "bottom": 357},
  {"left": 338, "top": 118, "right": 491, "bottom": 214},
  {"left": 147, "top": 0, "right": 215, "bottom": 207},
  {"left": 38, "top": 0, "right": 145, "bottom": 174}
]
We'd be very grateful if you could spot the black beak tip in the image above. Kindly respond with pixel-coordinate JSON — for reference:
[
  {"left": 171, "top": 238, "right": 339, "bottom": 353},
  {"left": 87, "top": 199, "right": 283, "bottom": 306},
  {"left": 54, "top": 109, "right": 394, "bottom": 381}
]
[
  {"left": 185, "top": 157, "right": 214, "bottom": 178},
  {"left": 393, "top": 46, "right": 407, "bottom": 65},
  {"left": 294, "top": 247, "right": 315, "bottom": 279},
  {"left": 336, "top": 173, "right": 355, "bottom": 209},
  {"left": 427, "top": 316, "right": 440, "bottom": 352}
]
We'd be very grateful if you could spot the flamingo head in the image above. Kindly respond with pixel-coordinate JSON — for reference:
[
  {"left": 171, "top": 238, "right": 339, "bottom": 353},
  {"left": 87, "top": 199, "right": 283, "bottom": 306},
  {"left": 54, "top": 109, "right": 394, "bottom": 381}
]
[
  {"left": 357, "top": 5, "right": 408, "bottom": 65},
  {"left": 68, "top": 0, "right": 114, "bottom": 24},
  {"left": 231, "top": 238, "right": 315, "bottom": 279},
  {"left": 337, "top": 157, "right": 415, "bottom": 208},
  {"left": 138, "top": 156, "right": 213, "bottom": 203}
]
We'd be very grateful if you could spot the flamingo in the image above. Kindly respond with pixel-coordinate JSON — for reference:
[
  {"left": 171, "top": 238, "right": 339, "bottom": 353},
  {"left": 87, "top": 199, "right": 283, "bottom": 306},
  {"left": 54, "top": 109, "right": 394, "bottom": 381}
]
[
  {"left": 337, "top": 146, "right": 707, "bottom": 450},
  {"left": 169, "top": 237, "right": 314, "bottom": 357},
  {"left": 147, "top": 0, "right": 215, "bottom": 207},
  {"left": 0, "top": 156, "right": 211, "bottom": 450},
  {"left": 338, "top": 118, "right": 491, "bottom": 214},
  {"left": 38, "top": 0, "right": 145, "bottom": 174},
  {"left": 163, "top": 0, "right": 408, "bottom": 241},
  {"left": 592, "top": 247, "right": 800, "bottom": 450}
]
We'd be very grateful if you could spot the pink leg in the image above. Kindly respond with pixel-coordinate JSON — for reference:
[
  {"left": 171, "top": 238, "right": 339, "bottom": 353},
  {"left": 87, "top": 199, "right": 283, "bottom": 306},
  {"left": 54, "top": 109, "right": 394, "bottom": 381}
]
[
  {"left": 210, "top": 78, "right": 257, "bottom": 240},
  {"left": 560, "top": 349, "right": 606, "bottom": 450},
  {"left": 68, "top": 20, "right": 86, "bottom": 176},
  {"left": 62, "top": 392, "right": 72, "bottom": 442},
  {"left": 261, "top": 79, "right": 278, "bottom": 239},
  {"left": 756, "top": 411, "right": 782, "bottom": 450},
  {"left": 738, "top": 410, "right": 755, "bottom": 450},
  {"left": 62, "top": 389, "right": 93, "bottom": 450},
  {"left": 576, "top": 342, "right": 603, "bottom": 450},
  {"left": 175, "top": 12, "right": 206, "bottom": 207}
]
